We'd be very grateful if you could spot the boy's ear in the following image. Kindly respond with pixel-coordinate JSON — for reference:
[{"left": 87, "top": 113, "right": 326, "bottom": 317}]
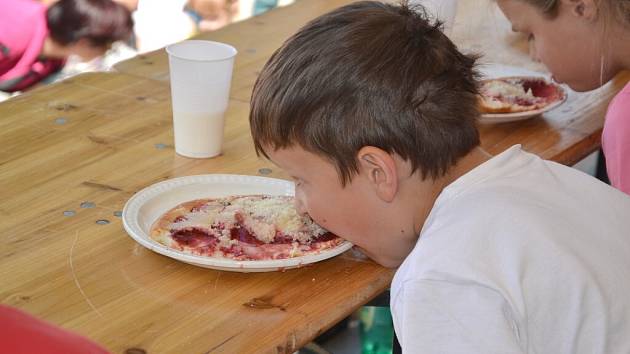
[
  {"left": 563, "top": 0, "right": 598, "bottom": 21},
  {"left": 357, "top": 146, "right": 399, "bottom": 203}
]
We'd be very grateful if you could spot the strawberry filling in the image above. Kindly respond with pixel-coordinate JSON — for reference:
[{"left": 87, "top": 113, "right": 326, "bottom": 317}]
[{"left": 170, "top": 225, "right": 338, "bottom": 260}]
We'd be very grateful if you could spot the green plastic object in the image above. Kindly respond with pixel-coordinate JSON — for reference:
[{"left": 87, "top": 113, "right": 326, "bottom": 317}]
[{"left": 359, "top": 306, "right": 394, "bottom": 354}]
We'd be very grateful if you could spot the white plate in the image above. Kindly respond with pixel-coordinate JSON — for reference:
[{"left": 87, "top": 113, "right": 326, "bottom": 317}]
[
  {"left": 122, "top": 174, "right": 353, "bottom": 272},
  {"left": 478, "top": 64, "right": 567, "bottom": 124}
]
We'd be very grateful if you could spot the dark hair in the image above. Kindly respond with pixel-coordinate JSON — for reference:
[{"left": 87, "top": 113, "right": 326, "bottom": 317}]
[
  {"left": 250, "top": 0, "right": 480, "bottom": 184},
  {"left": 47, "top": 0, "right": 133, "bottom": 47}
]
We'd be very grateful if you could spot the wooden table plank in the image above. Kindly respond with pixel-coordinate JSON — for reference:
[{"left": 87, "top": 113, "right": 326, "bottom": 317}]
[{"left": 0, "top": 72, "right": 394, "bottom": 354}]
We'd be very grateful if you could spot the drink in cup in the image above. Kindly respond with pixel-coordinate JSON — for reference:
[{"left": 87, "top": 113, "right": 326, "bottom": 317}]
[{"left": 166, "top": 40, "right": 237, "bottom": 158}]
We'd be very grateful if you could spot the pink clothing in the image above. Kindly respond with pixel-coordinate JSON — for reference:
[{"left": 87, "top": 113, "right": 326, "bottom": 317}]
[
  {"left": 0, "top": 305, "right": 109, "bottom": 354},
  {"left": 602, "top": 81, "right": 630, "bottom": 195},
  {"left": 0, "top": 0, "right": 64, "bottom": 92}
]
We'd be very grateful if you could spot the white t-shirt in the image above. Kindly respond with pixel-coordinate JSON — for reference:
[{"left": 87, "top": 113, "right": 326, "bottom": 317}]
[{"left": 391, "top": 145, "right": 630, "bottom": 353}]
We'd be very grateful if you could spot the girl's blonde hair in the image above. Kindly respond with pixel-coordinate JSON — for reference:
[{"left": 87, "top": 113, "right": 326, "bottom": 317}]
[{"left": 523, "top": 0, "right": 630, "bottom": 26}]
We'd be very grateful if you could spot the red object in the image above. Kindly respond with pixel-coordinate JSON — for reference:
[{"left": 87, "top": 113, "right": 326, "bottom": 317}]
[{"left": 0, "top": 305, "right": 109, "bottom": 354}]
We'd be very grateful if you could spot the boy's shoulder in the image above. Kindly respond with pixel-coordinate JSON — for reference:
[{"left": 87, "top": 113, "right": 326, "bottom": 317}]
[
  {"left": 407, "top": 146, "right": 630, "bottom": 274},
  {"left": 436, "top": 146, "right": 629, "bottom": 213}
]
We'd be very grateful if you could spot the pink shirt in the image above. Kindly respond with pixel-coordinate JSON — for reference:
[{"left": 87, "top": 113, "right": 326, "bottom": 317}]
[
  {"left": 602, "top": 81, "right": 630, "bottom": 195},
  {"left": 0, "top": 0, "right": 64, "bottom": 92}
]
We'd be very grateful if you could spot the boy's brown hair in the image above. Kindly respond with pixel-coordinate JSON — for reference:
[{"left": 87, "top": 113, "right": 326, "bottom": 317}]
[{"left": 250, "top": 0, "right": 480, "bottom": 184}]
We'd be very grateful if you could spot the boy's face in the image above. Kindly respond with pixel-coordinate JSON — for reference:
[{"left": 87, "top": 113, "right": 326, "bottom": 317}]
[
  {"left": 497, "top": 0, "right": 615, "bottom": 92},
  {"left": 265, "top": 145, "right": 417, "bottom": 267},
  {"left": 267, "top": 146, "right": 377, "bottom": 244}
]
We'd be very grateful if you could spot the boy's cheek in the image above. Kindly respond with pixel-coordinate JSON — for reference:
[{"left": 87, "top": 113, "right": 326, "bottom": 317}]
[{"left": 311, "top": 211, "right": 332, "bottom": 231}]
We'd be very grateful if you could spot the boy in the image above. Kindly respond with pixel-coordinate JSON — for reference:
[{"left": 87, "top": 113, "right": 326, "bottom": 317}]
[{"left": 249, "top": 1, "right": 630, "bottom": 352}]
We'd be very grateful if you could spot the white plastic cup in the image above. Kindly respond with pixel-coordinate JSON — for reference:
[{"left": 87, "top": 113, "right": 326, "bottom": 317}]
[
  {"left": 410, "top": 0, "right": 459, "bottom": 36},
  {"left": 166, "top": 40, "right": 237, "bottom": 158}
]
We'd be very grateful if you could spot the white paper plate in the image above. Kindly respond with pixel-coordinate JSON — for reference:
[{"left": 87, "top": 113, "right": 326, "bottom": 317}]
[
  {"left": 122, "top": 174, "right": 352, "bottom": 272},
  {"left": 478, "top": 64, "right": 568, "bottom": 123}
]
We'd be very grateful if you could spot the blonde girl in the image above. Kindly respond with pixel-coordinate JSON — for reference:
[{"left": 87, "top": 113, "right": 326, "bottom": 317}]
[{"left": 497, "top": 0, "right": 630, "bottom": 194}]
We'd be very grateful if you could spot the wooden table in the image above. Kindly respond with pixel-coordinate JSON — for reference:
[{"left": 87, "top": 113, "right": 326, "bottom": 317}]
[
  {"left": 0, "top": 72, "right": 393, "bottom": 353},
  {"left": 114, "top": 0, "right": 629, "bottom": 166},
  {"left": 1, "top": 0, "right": 627, "bottom": 353}
]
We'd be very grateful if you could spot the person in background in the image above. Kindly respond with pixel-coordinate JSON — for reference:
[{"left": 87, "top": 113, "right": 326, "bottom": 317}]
[
  {"left": 497, "top": 0, "right": 630, "bottom": 195},
  {"left": 249, "top": 1, "right": 630, "bottom": 352},
  {"left": 253, "top": 0, "right": 277, "bottom": 15},
  {"left": 125, "top": 0, "right": 196, "bottom": 53},
  {"left": 0, "top": 0, "right": 133, "bottom": 92},
  {"left": 186, "top": 0, "right": 239, "bottom": 32},
  {"left": 252, "top": 0, "right": 295, "bottom": 16},
  {"left": 0, "top": 304, "right": 109, "bottom": 354}
]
